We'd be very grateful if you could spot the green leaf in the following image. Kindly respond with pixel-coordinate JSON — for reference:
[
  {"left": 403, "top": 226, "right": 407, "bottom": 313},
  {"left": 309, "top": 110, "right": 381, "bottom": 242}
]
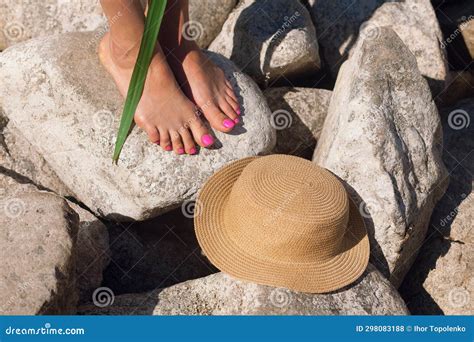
[{"left": 112, "top": 0, "right": 168, "bottom": 164}]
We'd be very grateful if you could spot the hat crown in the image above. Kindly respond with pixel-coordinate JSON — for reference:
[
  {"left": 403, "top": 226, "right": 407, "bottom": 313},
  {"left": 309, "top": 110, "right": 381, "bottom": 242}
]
[{"left": 224, "top": 155, "right": 350, "bottom": 263}]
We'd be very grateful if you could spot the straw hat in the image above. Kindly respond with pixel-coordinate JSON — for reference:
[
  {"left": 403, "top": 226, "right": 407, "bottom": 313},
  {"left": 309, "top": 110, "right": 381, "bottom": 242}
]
[{"left": 195, "top": 155, "right": 369, "bottom": 293}]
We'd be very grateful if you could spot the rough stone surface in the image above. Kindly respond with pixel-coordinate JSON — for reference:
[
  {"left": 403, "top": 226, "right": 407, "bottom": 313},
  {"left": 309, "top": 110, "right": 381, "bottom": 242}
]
[
  {"left": 209, "top": 0, "right": 320, "bottom": 86},
  {"left": 67, "top": 201, "right": 110, "bottom": 304},
  {"left": 0, "top": 31, "right": 276, "bottom": 221},
  {"left": 78, "top": 264, "right": 408, "bottom": 315},
  {"left": 0, "top": 175, "right": 79, "bottom": 314},
  {"left": 0, "top": 0, "right": 105, "bottom": 51},
  {"left": 264, "top": 87, "right": 331, "bottom": 159},
  {"left": 0, "top": 116, "right": 71, "bottom": 197},
  {"left": 102, "top": 208, "right": 215, "bottom": 295},
  {"left": 308, "top": 0, "right": 448, "bottom": 95},
  {"left": 400, "top": 99, "right": 474, "bottom": 315},
  {"left": 0, "top": 0, "right": 233, "bottom": 50},
  {"left": 313, "top": 28, "right": 448, "bottom": 287},
  {"left": 188, "top": 0, "right": 238, "bottom": 48}
]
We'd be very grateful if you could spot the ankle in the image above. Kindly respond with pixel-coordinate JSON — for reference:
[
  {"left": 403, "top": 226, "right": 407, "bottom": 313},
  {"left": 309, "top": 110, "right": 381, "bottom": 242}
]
[{"left": 107, "top": 34, "right": 141, "bottom": 69}]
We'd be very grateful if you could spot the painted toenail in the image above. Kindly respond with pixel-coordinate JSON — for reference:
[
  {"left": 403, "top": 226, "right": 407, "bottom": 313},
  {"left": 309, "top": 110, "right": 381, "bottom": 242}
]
[
  {"left": 223, "top": 119, "right": 235, "bottom": 129},
  {"left": 155, "top": 140, "right": 160, "bottom": 145},
  {"left": 234, "top": 118, "right": 240, "bottom": 124},
  {"left": 189, "top": 147, "right": 197, "bottom": 155},
  {"left": 165, "top": 145, "right": 172, "bottom": 151},
  {"left": 178, "top": 148, "right": 185, "bottom": 154},
  {"left": 236, "top": 109, "right": 241, "bottom": 115},
  {"left": 202, "top": 134, "right": 214, "bottom": 147}
]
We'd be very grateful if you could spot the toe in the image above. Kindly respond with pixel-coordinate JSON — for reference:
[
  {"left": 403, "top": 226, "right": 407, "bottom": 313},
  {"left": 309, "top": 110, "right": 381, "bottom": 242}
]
[
  {"left": 144, "top": 125, "right": 160, "bottom": 144},
  {"left": 159, "top": 129, "right": 173, "bottom": 152},
  {"left": 225, "top": 80, "right": 239, "bottom": 102},
  {"left": 225, "top": 94, "right": 241, "bottom": 115},
  {"left": 188, "top": 116, "right": 214, "bottom": 148},
  {"left": 180, "top": 129, "right": 197, "bottom": 155},
  {"left": 170, "top": 131, "right": 185, "bottom": 155},
  {"left": 219, "top": 98, "right": 239, "bottom": 122},
  {"left": 202, "top": 103, "right": 235, "bottom": 133}
]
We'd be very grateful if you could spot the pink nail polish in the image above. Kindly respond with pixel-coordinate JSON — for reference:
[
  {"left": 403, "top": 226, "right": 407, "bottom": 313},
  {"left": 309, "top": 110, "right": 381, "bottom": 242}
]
[
  {"left": 234, "top": 118, "right": 240, "bottom": 124},
  {"left": 236, "top": 109, "right": 241, "bottom": 115},
  {"left": 165, "top": 145, "right": 172, "bottom": 151},
  {"left": 189, "top": 147, "right": 197, "bottom": 155},
  {"left": 178, "top": 148, "right": 185, "bottom": 154},
  {"left": 223, "top": 119, "right": 235, "bottom": 129},
  {"left": 155, "top": 141, "right": 160, "bottom": 145},
  {"left": 201, "top": 134, "right": 214, "bottom": 147}
]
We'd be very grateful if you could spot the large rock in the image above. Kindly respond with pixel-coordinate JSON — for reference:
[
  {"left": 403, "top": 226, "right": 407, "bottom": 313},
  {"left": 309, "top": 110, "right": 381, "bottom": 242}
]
[
  {"left": 0, "top": 31, "right": 276, "bottom": 221},
  {"left": 308, "top": 0, "right": 448, "bottom": 95},
  {"left": 0, "top": 174, "right": 79, "bottom": 314},
  {"left": 400, "top": 99, "right": 474, "bottom": 315},
  {"left": 313, "top": 28, "right": 448, "bottom": 287},
  {"left": 102, "top": 207, "right": 215, "bottom": 295},
  {"left": 209, "top": 0, "right": 321, "bottom": 86},
  {"left": 188, "top": 0, "right": 238, "bottom": 48},
  {"left": 67, "top": 201, "right": 110, "bottom": 304},
  {"left": 264, "top": 87, "right": 331, "bottom": 159},
  {"left": 78, "top": 265, "right": 408, "bottom": 315},
  {"left": 0, "top": 0, "right": 234, "bottom": 51},
  {"left": 0, "top": 116, "right": 71, "bottom": 196},
  {"left": 0, "top": 0, "right": 105, "bottom": 51}
]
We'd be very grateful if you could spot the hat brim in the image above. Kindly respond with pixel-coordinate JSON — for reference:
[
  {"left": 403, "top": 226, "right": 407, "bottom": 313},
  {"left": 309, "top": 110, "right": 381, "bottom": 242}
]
[{"left": 195, "top": 157, "right": 370, "bottom": 294}]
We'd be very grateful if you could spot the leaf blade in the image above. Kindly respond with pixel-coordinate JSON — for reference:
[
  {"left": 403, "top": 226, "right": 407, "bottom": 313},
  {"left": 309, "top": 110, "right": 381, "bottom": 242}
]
[{"left": 112, "top": 0, "right": 168, "bottom": 164}]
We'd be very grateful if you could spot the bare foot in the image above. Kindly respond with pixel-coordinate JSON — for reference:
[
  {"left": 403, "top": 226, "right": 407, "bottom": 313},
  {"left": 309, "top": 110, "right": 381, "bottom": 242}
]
[
  {"left": 164, "top": 42, "right": 241, "bottom": 133},
  {"left": 98, "top": 32, "right": 214, "bottom": 154}
]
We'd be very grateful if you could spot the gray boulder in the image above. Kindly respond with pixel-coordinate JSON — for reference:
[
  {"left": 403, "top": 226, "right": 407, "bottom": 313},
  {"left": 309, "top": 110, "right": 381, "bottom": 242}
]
[
  {"left": 188, "top": 0, "right": 238, "bottom": 48},
  {"left": 0, "top": 174, "right": 79, "bottom": 314},
  {"left": 264, "top": 87, "right": 331, "bottom": 158},
  {"left": 400, "top": 99, "right": 474, "bottom": 315},
  {"left": 0, "top": 116, "right": 71, "bottom": 196},
  {"left": 209, "top": 0, "right": 321, "bottom": 86},
  {"left": 307, "top": 0, "right": 448, "bottom": 95},
  {"left": 0, "top": 31, "right": 276, "bottom": 221},
  {"left": 0, "top": 0, "right": 106, "bottom": 51},
  {"left": 313, "top": 28, "right": 448, "bottom": 287},
  {"left": 78, "top": 265, "right": 408, "bottom": 315},
  {"left": 67, "top": 201, "right": 110, "bottom": 304}
]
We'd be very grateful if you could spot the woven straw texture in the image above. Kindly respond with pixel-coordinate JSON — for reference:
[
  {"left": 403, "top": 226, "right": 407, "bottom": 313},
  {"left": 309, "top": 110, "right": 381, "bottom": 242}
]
[{"left": 195, "top": 155, "right": 369, "bottom": 293}]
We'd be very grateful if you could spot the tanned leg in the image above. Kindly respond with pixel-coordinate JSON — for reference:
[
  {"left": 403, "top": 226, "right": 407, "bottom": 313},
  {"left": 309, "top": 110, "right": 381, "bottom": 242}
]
[
  {"left": 99, "top": 0, "right": 214, "bottom": 154},
  {"left": 158, "top": 0, "right": 241, "bottom": 133}
]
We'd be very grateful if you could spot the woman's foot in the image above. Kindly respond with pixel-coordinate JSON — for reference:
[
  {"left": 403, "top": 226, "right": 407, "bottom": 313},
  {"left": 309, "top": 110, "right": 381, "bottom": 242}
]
[
  {"left": 165, "top": 44, "right": 242, "bottom": 133},
  {"left": 158, "top": 0, "right": 241, "bottom": 133},
  {"left": 98, "top": 32, "right": 214, "bottom": 154}
]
